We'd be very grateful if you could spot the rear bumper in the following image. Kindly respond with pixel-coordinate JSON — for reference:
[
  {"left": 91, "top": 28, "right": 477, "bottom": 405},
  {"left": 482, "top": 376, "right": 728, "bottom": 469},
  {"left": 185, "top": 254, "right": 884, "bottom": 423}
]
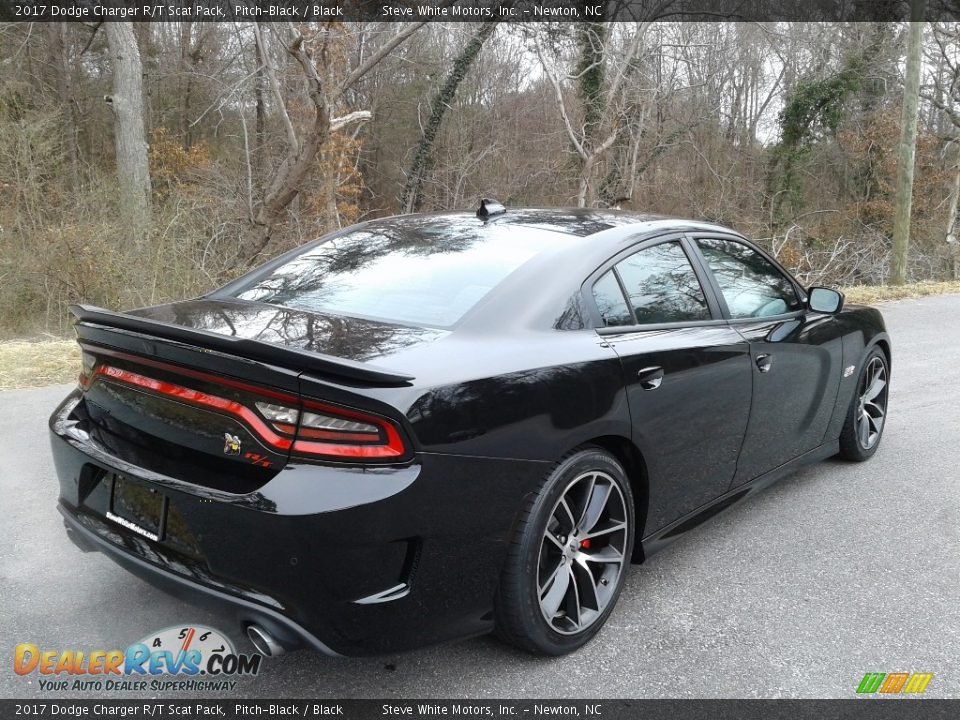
[
  {"left": 49, "top": 390, "right": 549, "bottom": 656},
  {"left": 58, "top": 503, "right": 340, "bottom": 655}
]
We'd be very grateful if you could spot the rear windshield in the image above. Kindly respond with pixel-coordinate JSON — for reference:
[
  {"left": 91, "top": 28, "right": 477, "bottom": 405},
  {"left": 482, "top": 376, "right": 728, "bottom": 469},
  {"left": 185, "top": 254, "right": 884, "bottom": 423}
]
[{"left": 231, "top": 217, "right": 571, "bottom": 328}]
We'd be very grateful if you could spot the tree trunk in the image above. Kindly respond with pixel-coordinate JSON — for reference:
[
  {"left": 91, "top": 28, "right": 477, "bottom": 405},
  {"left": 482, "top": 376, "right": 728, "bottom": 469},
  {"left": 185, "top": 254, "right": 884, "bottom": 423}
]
[
  {"left": 400, "top": 22, "right": 495, "bottom": 214},
  {"left": 889, "top": 10, "right": 925, "bottom": 285},
  {"left": 946, "top": 140, "right": 959, "bottom": 246},
  {"left": 574, "top": 20, "right": 607, "bottom": 207},
  {"left": 245, "top": 22, "right": 428, "bottom": 260},
  {"left": 945, "top": 140, "right": 960, "bottom": 279},
  {"left": 45, "top": 22, "right": 80, "bottom": 190},
  {"left": 253, "top": 32, "right": 266, "bottom": 190},
  {"left": 577, "top": 155, "right": 595, "bottom": 208},
  {"left": 105, "top": 21, "right": 152, "bottom": 229},
  {"left": 178, "top": 21, "right": 194, "bottom": 147},
  {"left": 247, "top": 32, "right": 330, "bottom": 259}
]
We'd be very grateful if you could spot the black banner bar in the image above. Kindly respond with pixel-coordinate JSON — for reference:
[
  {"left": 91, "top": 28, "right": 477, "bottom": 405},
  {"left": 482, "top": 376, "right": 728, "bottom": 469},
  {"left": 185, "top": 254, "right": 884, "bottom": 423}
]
[
  {"left": 1, "top": 700, "right": 959, "bottom": 719},
  {"left": 1, "top": 0, "right": 959, "bottom": 23}
]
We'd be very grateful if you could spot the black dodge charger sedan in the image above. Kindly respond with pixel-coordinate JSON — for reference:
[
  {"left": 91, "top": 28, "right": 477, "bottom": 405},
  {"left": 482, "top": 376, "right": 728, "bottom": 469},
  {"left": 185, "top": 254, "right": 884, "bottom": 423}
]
[{"left": 50, "top": 203, "right": 891, "bottom": 657}]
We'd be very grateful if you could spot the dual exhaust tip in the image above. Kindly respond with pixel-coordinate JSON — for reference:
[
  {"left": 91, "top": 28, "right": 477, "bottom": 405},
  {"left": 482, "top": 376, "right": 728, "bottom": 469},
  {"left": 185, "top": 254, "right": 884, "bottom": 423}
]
[{"left": 246, "top": 624, "right": 285, "bottom": 657}]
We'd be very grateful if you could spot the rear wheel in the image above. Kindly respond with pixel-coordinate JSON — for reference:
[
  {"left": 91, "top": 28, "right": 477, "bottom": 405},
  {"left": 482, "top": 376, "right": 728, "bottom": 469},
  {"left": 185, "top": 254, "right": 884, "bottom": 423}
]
[
  {"left": 838, "top": 347, "right": 889, "bottom": 461},
  {"left": 494, "top": 448, "right": 634, "bottom": 655}
]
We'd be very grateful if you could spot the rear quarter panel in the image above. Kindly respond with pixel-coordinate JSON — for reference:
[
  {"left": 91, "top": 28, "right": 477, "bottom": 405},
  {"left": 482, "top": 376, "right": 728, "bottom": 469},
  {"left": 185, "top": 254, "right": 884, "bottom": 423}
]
[{"left": 379, "top": 331, "right": 631, "bottom": 462}]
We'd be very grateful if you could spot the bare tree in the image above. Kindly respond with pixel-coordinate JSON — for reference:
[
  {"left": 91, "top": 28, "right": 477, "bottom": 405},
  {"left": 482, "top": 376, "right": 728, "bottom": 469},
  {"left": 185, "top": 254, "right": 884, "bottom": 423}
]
[
  {"left": 242, "top": 18, "right": 450, "bottom": 259},
  {"left": 400, "top": 21, "right": 496, "bottom": 214},
  {"left": 177, "top": 22, "right": 213, "bottom": 149},
  {"left": 7, "top": 16, "right": 960, "bottom": 339},
  {"left": 928, "top": 22, "right": 960, "bottom": 268},
  {"left": 536, "top": 23, "right": 651, "bottom": 207},
  {"left": 104, "top": 21, "right": 152, "bottom": 228},
  {"left": 253, "top": 26, "right": 267, "bottom": 186},
  {"left": 889, "top": 9, "right": 926, "bottom": 284},
  {"left": 44, "top": 22, "right": 80, "bottom": 189}
]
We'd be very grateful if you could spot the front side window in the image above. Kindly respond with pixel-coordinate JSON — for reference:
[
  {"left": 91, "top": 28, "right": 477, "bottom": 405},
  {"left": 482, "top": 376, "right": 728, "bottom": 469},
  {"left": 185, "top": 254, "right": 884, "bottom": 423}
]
[
  {"left": 696, "top": 238, "right": 800, "bottom": 318},
  {"left": 611, "top": 241, "right": 711, "bottom": 325}
]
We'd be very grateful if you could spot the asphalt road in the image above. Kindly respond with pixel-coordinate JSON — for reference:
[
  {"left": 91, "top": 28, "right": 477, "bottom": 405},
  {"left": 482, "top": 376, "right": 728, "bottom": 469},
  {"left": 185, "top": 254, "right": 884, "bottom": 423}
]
[{"left": 2, "top": 294, "right": 959, "bottom": 700}]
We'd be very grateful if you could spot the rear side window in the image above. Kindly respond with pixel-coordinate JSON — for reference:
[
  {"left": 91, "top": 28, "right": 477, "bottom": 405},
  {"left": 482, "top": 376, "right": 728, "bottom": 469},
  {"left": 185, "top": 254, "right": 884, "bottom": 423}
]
[
  {"left": 592, "top": 271, "right": 632, "bottom": 327},
  {"left": 696, "top": 238, "right": 800, "bottom": 318},
  {"left": 610, "top": 241, "right": 711, "bottom": 325}
]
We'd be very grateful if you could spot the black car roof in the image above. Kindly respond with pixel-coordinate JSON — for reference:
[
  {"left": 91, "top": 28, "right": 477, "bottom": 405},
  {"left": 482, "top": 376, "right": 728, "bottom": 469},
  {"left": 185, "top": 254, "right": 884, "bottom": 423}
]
[
  {"left": 471, "top": 208, "right": 672, "bottom": 237},
  {"left": 214, "top": 207, "right": 744, "bottom": 334},
  {"left": 374, "top": 208, "right": 671, "bottom": 237},
  {"left": 369, "top": 208, "right": 735, "bottom": 243},
  {"left": 358, "top": 209, "right": 743, "bottom": 334}
]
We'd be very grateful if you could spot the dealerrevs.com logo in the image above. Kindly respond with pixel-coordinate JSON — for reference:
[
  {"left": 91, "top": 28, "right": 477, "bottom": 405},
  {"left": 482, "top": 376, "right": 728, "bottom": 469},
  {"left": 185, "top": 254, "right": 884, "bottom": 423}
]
[{"left": 14, "top": 625, "right": 262, "bottom": 692}]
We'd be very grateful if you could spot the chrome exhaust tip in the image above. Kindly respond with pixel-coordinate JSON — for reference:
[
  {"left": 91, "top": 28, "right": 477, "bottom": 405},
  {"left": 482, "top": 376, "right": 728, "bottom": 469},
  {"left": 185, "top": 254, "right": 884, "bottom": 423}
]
[{"left": 246, "top": 624, "right": 284, "bottom": 657}]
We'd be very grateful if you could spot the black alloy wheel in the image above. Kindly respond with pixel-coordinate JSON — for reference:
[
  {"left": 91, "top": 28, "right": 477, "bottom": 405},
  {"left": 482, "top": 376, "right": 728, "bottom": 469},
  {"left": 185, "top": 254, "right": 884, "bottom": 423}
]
[
  {"left": 839, "top": 347, "right": 889, "bottom": 461},
  {"left": 494, "top": 448, "right": 635, "bottom": 655}
]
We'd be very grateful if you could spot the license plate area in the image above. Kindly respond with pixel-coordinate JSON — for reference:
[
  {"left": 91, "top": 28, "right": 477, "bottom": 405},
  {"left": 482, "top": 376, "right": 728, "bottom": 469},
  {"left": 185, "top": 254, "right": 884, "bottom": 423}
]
[{"left": 107, "top": 473, "right": 166, "bottom": 542}]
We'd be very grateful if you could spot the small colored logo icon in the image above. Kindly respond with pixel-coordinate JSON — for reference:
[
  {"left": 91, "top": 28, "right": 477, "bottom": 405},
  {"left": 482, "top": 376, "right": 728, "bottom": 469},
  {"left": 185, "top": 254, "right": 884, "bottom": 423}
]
[
  {"left": 223, "top": 433, "right": 241, "bottom": 455},
  {"left": 856, "top": 672, "right": 933, "bottom": 694}
]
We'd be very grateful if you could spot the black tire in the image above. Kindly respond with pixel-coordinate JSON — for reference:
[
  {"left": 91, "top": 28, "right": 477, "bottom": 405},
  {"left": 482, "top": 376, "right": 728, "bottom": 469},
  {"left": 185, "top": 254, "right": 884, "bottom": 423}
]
[
  {"left": 838, "top": 346, "right": 889, "bottom": 462},
  {"left": 494, "top": 447, "right": 635, "bottom": 655}
]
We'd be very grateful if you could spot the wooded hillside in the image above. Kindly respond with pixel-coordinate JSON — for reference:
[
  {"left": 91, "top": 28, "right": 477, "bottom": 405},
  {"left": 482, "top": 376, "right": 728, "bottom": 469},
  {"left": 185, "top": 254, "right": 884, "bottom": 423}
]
[{"left": 1, "top": 20, "right": 958, "bottom": 337}]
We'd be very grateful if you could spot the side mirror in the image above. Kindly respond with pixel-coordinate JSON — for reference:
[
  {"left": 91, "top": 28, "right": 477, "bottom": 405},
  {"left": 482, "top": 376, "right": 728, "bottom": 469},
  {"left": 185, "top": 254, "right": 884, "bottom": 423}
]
[{"left": 808, "top": 286, "right": 844, "bottom": 314}]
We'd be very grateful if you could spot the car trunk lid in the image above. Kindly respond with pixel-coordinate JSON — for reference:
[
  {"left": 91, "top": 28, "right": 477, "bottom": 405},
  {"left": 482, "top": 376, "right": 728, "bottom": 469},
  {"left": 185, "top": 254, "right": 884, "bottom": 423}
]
[{"left": 70, "top": 301, "right": 425, "bottom": 492}]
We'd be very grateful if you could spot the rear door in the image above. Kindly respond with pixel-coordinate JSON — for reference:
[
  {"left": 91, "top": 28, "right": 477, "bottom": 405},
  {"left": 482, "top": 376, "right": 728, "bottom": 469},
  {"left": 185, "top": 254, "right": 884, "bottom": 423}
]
[
  {"left": 586, "top": 235, "right": 753, "bottom": 535},
  {"left": 687, "top": 235, "right": 843, "bottom": 486}
]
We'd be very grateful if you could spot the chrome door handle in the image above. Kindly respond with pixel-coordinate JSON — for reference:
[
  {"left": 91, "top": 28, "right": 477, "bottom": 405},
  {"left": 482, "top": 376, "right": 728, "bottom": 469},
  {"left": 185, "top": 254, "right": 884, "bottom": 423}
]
[
  {"left": 638, "top": 366, "right": 664, "bottom": 390},
  {"left": 756, "top": 354, "right": 773, "bottom": 373}
]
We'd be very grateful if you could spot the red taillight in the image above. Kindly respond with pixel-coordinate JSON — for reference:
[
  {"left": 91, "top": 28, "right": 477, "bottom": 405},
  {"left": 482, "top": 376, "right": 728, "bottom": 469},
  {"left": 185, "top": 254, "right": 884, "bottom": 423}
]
[
  {"left": 87, "top": 359, "right": 408, "bottom": 461},
  {"left": 78, "top": 352, "right": 96, "bottom": 389},
  {"left": 94, "top": 365, "right": 293, "bottom": 451},
  {"left": 292, "top": 399, "right": 407, "bottom": 459},
  {"left": 255, "top": 399, "right": 406, "bottom": 459}
]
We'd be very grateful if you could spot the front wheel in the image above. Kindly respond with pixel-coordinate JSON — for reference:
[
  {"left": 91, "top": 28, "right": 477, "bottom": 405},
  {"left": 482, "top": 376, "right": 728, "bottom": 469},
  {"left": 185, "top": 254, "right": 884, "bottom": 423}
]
[
  {"left": 838, "top": 347, "right": 889, "bottom": 461},
  {"left": 494, "top": 448, "right": 635, "bottom": 655}
]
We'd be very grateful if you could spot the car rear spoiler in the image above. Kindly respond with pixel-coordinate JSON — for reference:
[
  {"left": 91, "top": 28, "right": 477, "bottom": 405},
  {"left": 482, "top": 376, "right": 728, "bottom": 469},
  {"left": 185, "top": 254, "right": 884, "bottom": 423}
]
[{"left": 69, "top": 304, "right": 415, "bottom": 386}]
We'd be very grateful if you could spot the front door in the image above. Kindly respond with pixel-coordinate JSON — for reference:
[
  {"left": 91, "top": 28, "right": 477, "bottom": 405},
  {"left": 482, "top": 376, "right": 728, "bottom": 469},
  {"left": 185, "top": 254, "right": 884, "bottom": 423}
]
[{"left": 690, "top": 236, "right": 843, "bottom": 486}]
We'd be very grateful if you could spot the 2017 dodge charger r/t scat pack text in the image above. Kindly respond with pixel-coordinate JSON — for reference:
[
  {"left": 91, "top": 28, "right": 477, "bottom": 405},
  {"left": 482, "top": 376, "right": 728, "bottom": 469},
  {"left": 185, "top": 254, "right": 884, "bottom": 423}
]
[{"left": 50, "top": 203, "right": 891, "bottom": 656}]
